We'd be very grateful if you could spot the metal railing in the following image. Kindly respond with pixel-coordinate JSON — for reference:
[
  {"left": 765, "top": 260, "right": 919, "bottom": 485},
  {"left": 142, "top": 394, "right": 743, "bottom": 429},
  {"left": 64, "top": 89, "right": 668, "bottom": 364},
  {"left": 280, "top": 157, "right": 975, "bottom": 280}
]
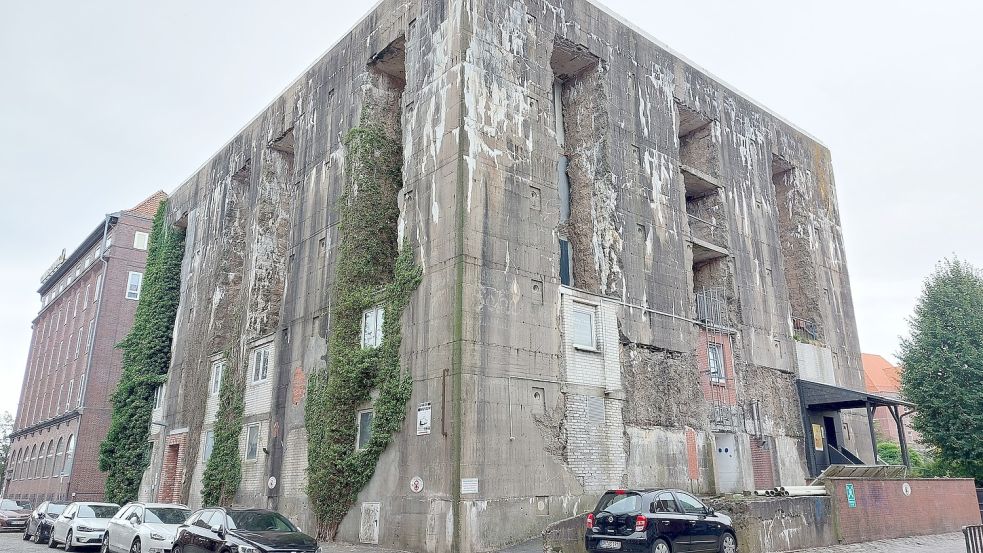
[{"left": 964, "top": 525, "right": 983, "bottom": 552}]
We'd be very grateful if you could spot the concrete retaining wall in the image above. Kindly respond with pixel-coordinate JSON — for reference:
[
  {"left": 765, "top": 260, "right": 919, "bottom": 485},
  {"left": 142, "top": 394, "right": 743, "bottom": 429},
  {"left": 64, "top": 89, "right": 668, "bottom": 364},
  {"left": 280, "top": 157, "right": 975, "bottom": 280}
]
[{"left": 708, "top": 496, "right": 837, "bottom": 553}]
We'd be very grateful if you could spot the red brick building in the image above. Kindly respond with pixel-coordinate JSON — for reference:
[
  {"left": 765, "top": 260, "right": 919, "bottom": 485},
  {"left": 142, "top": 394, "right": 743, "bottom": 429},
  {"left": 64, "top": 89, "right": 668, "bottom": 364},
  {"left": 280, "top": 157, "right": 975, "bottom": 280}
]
[
  {"left": 4, "top": 192, "right": 166, "bottom": 504},
  {"left": 862, "top": 353, "right": 921, "bottom": 447}
]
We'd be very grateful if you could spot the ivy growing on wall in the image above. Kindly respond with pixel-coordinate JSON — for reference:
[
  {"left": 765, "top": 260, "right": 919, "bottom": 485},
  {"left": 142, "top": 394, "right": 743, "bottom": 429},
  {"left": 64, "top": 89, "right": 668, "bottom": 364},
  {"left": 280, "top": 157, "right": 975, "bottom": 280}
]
[
  {"left": 305, "top": 113, "right": 421, "bottom": 539},
  {"left": 99, "top": 201, "right": 185, "bottom": 505},
  {"left": 201, "top": 348, "right": 246, "bottom": 506}
]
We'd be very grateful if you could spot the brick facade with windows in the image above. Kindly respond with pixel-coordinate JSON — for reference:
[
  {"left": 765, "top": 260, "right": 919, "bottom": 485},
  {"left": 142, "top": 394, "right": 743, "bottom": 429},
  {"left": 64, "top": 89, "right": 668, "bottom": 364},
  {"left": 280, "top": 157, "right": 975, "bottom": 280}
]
[{"left": 4, "top": 192, "right": 166, "bottom": 504}]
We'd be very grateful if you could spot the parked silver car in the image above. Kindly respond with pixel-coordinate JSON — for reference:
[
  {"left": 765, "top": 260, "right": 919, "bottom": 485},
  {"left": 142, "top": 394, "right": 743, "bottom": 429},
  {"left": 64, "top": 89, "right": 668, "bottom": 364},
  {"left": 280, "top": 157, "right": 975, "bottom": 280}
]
[
  {"left": 48, "top": 502, "right": 120, "bottom": 551},
  {"left": 101, "top": 502, "right": 191, "bottom": 553}
]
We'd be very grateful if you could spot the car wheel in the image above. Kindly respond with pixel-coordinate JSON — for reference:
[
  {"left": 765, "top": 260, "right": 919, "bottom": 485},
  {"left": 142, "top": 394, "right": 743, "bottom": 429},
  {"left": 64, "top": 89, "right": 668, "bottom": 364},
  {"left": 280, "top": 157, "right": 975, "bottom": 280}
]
[
  {"left": 171, "top": 545, "right": 183, "bottom": 553},
  {"left": 64, "top": 530, "right": 75, "bottom": 552},
  {"left": 47, "top": 534, "right": 58, "bottom": 549},
  {"left": 33, "top": 529, "right": 44, "bottom": 544},
  {"left": 100, "top": 534, "right": 111, "bottom": 553},
  {"left": 652, "top": 538, "right": 671, "bottom": 553},
  {"left": 130, "top": 538, "right": 141, "bottom": 553},
  {"left": 23, "top": 527, "right": 31, "bottom": 540},
  {"left": 719, "top": 532, "right": 737, "bottom": 553}
]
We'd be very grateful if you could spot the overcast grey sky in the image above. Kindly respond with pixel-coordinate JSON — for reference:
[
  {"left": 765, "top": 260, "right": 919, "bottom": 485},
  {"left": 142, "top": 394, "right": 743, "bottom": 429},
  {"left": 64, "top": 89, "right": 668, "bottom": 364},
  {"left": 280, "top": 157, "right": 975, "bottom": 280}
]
[{"left": 1, "top": 0, "right": 981, "bottom": 419}]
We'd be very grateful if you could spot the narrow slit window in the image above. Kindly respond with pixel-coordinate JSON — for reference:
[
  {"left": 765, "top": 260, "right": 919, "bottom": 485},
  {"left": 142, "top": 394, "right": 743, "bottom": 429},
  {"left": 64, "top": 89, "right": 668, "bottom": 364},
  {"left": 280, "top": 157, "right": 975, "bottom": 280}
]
[
  {"left": 251, "top": 345, "right": 272, "bottom": 383},
  {"left": 245, "top": 424, "right": 260, "bottom": 460},
  {"left": 210, "top": 360, "right": 224, "bottom": 396},
  {"left": 356, "top": 409, "right": 374, "bottom": 451},
  {"left": 125, "top": 272, "right": 143, "bottom": 300},
  {"left": 708, "top": 343, "right": 725, "bottom": 382},
  {"left": 361, "top": 306, "right": 384, "bottom": 349}
]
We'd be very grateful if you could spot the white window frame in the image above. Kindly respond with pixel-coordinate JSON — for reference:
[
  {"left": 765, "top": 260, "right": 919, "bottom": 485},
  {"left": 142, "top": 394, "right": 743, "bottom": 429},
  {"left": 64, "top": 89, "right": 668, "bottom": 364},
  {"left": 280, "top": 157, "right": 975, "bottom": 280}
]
[
  {"left": 76, "top": 375, "right": 85, "bottom": 407},
  {"left": 708, "top": 342, "right": 725, "bottom": 383},
  {"left": 570, "top": 303, "right": 598, "bottom": 351},
  {"left": 83, "top": 284, "right": 90, "bottom": 309},
  {"left": 355, "top": 408, "right": 374, "bottom": 451},
  {"left": 74, "top": 328, "right": 82, "bottom": 359},
  {"left": 125, "top": 272, "right": 143, "bottom": 300},
  {"left": 93, "top": 274, "right": 103, "bottom": 302},
  {"left": 244, "top": 423, "right": 260, "bottom": 461},
  {"left": 250, "top": 345, "right": 272, "bottom": 384},
  {"left": 65, "top": 380, "right": 74, "bottom": 411},
  {"left": 210, "top": 360, "right": 224, "bottom": 396},
  {"left": 85, "top": 319, "right": 96, "bottom": 352},
  {"left": 153, "top": 384, "right": 165, "bottom": 410},
  {"left": 203, "top": 430, "right": 215, "bottom": 462},
  {"left": 360, "top": 306, "right": 385, "bottom": 349},
  {"left": 133, "top": 231, "right": 149, "bottom": 250}
]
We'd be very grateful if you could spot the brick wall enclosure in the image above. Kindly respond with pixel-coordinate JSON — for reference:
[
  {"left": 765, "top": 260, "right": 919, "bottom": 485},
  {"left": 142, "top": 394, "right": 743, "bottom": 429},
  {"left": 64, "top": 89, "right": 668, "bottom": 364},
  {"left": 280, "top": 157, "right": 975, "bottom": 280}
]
[{"left": 828, "top": 477, "right": 981, "bottom": 544}]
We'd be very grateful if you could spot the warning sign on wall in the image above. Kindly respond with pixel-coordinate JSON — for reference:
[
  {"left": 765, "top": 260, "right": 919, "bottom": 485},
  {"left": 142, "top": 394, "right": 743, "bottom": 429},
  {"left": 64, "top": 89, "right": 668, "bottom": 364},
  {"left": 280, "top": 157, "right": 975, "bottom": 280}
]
[{"left": 417, "top": 402, "right": 432, "bottom": 435}]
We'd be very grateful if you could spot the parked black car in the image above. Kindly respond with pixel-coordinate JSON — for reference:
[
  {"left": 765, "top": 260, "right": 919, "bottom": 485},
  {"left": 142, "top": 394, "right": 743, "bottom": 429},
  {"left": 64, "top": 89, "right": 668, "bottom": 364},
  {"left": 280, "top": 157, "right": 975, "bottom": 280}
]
[
  {"left": 172, "top": 508, "right": 320, "bottom": 553},
  {"left": 585, "top": 489, "right": 737, "bottom": 553},
  {"left": 23, "top": 501, "right": 68, "bottom": 543}
]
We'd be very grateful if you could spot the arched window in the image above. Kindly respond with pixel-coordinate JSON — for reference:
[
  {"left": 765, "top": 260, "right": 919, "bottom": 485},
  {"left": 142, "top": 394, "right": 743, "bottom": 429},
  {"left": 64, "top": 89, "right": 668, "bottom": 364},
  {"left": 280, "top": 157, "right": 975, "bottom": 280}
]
[
  {"left": 45, "top": 439, "right": 55, "bottom": 477},
  {"left": 34, "top": 442, "right": 47, "bottom": 478},
  {"left": 17, "top": 448, "right": 25, "bottom": 480},
  {"left": 53, "top": 439, "right": 64, "bottom": 479},
  {"left": 11, "top": 449, "right": 21, "bottom": 480},
  {"left": 27, "top": 444, "right": 37, "bottom": 479},
  {"left": 62, "top": 435, "right": 75, "bottom": 476}
]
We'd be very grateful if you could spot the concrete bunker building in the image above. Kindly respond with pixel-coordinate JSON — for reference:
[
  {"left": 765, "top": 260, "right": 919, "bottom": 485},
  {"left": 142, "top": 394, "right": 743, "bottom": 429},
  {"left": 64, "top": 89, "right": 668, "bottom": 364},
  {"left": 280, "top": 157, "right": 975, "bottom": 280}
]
[{"left": 141, "top": 0, "right": 884, "bottom": 550}]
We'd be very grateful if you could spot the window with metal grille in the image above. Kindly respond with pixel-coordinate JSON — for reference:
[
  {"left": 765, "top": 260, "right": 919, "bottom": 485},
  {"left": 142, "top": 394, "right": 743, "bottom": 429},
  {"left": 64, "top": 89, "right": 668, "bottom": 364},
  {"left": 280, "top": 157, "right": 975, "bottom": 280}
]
[{"left": 708, "top": 343, "right": 725, "bottom": 382}]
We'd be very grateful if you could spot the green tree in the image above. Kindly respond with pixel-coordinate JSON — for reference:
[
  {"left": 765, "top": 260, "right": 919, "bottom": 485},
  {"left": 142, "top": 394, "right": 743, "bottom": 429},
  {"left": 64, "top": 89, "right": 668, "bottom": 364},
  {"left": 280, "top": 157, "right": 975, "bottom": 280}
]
[
  {"left": 99, "top": 202, "right": 185, "bottom": 504},
  {"left": 899, "top": 258, "right": 983, "bottom": 483},
  {"left": 0, "top": 411, "right": 13, "bottom": 479}
]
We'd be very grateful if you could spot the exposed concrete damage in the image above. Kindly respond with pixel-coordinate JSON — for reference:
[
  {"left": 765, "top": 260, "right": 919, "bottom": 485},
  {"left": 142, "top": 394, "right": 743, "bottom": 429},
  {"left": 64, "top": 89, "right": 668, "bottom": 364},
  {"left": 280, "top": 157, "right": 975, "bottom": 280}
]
[{"left": 140, "top": 0, "right": 870, "bottom": 551}]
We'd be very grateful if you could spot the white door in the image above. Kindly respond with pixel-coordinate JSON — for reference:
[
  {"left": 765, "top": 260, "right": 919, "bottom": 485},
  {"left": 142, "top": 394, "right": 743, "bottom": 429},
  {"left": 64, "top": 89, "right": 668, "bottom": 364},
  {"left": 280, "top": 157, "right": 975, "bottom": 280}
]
[
  {"left": 119, "top": 506, "right": 141, "bottom": 549},
  {"left": 108, "top": 507, "right": 130, "bottom": 550},
  {"left": 713, "top": 432, "right": 742, "bottom": 493},
  {"left": 359, "top": 503, "right": 380, "bottom": 545}
]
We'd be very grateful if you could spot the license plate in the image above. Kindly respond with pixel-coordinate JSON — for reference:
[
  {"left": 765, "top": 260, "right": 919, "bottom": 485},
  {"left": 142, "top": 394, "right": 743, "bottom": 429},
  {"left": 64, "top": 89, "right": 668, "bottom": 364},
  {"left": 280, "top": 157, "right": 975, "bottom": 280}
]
[{"left": 598, "top": 540, "right": 621, "bottom": 550}]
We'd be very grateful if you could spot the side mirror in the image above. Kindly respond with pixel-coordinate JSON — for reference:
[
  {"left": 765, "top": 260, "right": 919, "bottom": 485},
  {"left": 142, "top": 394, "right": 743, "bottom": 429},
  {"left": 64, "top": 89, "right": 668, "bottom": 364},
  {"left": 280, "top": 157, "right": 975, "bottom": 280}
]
[
  {"left": 649, "top": 501, "right": 657, "bottom": 513},
  {"left": 210, "top": 524, "right": 226, "bottom": 538},
  {"left": 705, "top": 507, "right": 715, "bottom": 517}
]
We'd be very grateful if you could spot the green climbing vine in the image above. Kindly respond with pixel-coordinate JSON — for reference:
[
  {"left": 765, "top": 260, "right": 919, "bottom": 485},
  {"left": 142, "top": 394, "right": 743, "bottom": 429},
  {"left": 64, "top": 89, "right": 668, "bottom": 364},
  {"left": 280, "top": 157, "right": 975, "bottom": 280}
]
[
  {"left": 305, "top": 113, "right": 421, "bottom": 539},
  {"left": 99, "top": 201, "right": 185, "bottom": 505},
  {"left": 201, "top": 349, "right": 246, "bottom": 506}
]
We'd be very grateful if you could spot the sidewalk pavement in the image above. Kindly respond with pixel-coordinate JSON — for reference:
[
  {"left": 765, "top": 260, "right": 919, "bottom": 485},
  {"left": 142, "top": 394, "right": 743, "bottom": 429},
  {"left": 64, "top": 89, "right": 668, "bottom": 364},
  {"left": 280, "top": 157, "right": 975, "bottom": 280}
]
[
  {"left": 317, "top": 532, "right": 965, "bottom": 553},
  {"left": 790, "top": 532, "right": 964, "bottom": 553}
]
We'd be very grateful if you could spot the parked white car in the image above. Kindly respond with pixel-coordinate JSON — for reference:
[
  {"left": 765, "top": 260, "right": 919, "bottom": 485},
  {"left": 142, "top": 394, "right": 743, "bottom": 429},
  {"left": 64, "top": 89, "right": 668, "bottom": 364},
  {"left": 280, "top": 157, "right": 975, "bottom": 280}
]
[
  {"left": 48, "top": 502, "right": 120, "bottom": 551},
  {"left": 100, "top": 502, "right": 191, "bottom": 553}
]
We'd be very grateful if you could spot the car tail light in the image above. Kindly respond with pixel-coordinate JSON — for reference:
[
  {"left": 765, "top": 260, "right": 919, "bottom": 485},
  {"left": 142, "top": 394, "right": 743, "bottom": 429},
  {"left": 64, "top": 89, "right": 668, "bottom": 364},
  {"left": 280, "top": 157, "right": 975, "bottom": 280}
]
[
  {"left": 634, "top": 515, "right": 647, "bottom": 532},
  {"left": 586, "top": 513, "right": 595, "bottom": 530}
]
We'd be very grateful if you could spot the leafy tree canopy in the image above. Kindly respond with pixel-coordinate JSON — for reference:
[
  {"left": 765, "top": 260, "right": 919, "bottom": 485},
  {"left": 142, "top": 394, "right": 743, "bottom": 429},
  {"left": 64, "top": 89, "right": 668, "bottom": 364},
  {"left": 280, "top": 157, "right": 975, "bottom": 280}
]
[{"left": 899, "top": 257, "right": 983, "bottom": 483}]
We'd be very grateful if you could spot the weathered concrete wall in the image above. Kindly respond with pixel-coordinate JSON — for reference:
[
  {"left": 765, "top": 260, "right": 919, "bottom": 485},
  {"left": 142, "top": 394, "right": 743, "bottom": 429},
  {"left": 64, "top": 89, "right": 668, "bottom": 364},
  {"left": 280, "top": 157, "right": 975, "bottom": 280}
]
[
  {"left": 144, "top": 0, "right": 868, "bottom": 550},
  {"left": 708, "top": 496, "right": 837, "bottom": 553}
]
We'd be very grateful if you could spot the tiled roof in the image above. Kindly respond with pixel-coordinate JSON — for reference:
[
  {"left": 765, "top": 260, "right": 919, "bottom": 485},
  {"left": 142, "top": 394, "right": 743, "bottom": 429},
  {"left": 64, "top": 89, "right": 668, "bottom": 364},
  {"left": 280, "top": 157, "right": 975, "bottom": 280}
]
[
  {"left": 862, "top": 353, "right": 901, "bottom": 394},
  {"left": 126, "top": 190, "right": 168, "bottom": 218}
]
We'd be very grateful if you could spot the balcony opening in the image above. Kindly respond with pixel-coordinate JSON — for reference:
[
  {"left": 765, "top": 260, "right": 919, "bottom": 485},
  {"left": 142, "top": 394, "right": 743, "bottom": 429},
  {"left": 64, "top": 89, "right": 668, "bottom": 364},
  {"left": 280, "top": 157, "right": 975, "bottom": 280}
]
[{"left": 551, "top": 38, "right": 605, "bottom": 292}]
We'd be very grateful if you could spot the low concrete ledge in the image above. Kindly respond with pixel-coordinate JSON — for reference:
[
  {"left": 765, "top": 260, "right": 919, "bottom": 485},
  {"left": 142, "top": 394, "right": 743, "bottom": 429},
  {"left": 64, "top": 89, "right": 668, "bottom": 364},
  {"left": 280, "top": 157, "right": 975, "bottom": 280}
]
[
  {"left": 707, "top": 496, "right": 837, "bottom": 553},
  {"left": 543, "top": 513, "right": 587, "bottom": 553}
]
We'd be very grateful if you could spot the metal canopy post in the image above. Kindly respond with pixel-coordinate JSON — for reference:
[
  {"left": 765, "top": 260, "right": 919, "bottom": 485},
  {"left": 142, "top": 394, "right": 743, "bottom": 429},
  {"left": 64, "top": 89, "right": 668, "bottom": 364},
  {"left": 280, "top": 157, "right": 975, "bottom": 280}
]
[
  {"left": 889, "top": 405, "right": 911, "bottom": 468},
  {"left": 866, "top": 401, "right": 879, "bottom": 463}
]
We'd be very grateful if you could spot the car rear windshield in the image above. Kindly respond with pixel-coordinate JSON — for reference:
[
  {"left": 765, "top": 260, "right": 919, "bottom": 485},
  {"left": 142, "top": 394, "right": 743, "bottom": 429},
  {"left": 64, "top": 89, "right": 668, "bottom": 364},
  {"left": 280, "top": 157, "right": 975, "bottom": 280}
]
[
  {"left": 0, "top": 499, "right": 28, "bottom": 510},
  {"left": 146, "top": 508, "right": 191, "bottom": 525},
  {"left": 227, "top": 511, "right": 297, "bottom": 532},
  {"left": 46, "top": 504, "right": 67, "bottom": 516},
  {"left": 594, "top": 492, "right": 642, "bottom": 515},
  {"left": 78, "top": 505, "right": 118, "bottom": 519}
]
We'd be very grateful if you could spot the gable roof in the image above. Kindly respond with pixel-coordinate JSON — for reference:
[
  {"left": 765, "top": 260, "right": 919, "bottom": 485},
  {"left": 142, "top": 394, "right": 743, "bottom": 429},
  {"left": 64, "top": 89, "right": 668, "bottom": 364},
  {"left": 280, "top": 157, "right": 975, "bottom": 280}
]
[
  {"left": 862, "top": 353, "right": 901, "bottom": 394},
  {"left": 126, "top": 190, "right": 167, "bottom": 218}
]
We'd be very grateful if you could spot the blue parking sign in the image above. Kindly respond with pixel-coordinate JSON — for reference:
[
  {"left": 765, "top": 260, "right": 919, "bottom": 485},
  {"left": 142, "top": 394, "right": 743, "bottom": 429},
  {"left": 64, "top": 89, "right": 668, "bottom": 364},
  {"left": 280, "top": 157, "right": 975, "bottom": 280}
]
[{"left": 846, "top": 483, "right": 856, "bottom": 508}]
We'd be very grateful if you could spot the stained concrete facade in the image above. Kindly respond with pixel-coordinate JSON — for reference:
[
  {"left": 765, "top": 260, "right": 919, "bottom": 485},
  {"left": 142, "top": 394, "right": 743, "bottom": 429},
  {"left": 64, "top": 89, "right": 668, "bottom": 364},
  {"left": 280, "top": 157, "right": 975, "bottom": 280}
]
[{"left": 141, "top": 1, "right": 868, "bottom": 551}]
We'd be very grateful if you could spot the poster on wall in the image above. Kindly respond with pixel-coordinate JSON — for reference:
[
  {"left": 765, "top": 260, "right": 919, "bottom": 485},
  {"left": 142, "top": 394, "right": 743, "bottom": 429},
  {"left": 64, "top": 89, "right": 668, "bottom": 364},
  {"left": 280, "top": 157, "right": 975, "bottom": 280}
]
[
  {"left": 812, "top": 424, "right": 825, "bottom": 450},
  {"left": 417, "top": 402, "right": 432, "bottom": 435}
]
